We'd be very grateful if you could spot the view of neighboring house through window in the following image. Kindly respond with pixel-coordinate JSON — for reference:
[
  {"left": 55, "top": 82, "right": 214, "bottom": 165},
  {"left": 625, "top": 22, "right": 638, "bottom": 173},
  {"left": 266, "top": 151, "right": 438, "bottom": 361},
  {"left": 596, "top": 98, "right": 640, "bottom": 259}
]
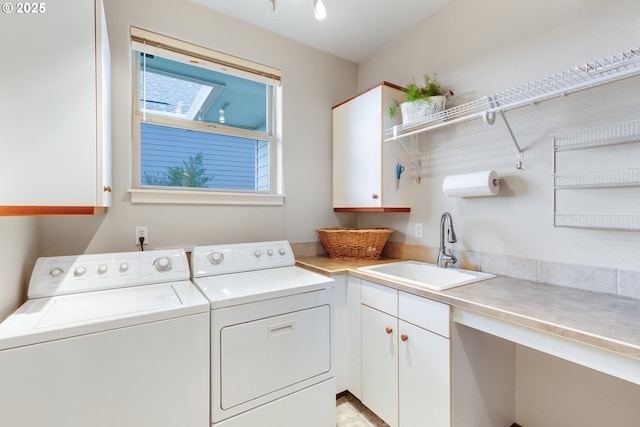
[{"left": 130, "top": 28, "right": 281, "bottom": 197}]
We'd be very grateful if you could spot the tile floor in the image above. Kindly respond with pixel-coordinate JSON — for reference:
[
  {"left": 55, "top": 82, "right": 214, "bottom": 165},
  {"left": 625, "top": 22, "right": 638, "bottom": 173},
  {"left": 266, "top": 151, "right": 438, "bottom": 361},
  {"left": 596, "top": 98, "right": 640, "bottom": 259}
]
[{"left": 336, "top": 393, "right": 389, "bottom": 427}]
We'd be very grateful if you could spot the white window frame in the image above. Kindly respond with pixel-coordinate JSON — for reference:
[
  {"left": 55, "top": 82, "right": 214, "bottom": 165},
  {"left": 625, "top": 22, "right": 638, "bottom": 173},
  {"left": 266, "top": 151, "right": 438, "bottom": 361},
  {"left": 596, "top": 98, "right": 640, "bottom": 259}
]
[{"left": 128, "top": 27, "right": 284, "bottom": 206}]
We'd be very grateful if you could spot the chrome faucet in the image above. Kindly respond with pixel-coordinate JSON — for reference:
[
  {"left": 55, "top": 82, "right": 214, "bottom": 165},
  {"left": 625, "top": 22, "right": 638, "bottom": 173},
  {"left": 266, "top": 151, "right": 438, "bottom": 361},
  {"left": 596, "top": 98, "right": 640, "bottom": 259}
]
[{"left": 437, "top": 212, "right": 457, "bottom": 268}]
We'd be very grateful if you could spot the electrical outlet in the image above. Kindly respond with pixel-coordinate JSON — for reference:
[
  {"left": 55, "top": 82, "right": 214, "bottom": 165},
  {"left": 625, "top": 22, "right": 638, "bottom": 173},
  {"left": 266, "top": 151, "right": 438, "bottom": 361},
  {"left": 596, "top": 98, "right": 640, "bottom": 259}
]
[
  {"left": 135, "top": 226, "right": 149, "bottom": 245},
  {"left": 414, "top": 223, "right": 423, "bottom": 238}
]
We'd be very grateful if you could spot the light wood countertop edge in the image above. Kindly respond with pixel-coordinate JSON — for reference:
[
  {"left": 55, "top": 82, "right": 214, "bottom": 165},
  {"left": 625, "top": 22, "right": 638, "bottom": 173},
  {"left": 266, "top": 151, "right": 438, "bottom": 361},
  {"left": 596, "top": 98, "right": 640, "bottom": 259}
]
[{"left": 296, "top": 256, "right": 640, "bottom": 361}]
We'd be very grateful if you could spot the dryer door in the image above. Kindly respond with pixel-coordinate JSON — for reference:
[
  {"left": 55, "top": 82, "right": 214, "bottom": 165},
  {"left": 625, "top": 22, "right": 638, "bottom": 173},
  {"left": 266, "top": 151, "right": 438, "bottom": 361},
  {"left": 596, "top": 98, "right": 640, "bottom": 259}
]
[{"left": 220, "top": 303, "right": 331, "bottom": 409}]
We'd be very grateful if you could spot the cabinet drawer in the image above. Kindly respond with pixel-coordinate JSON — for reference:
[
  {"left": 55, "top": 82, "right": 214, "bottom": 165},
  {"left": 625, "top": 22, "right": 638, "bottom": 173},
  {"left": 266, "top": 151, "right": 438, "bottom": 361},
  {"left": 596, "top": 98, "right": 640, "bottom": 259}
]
[
  {"left": 361, "top": 280, "right": 398, "bottom": 316},
  {"left": 399, "top": 291, "right": 450, "bottom": 338}
]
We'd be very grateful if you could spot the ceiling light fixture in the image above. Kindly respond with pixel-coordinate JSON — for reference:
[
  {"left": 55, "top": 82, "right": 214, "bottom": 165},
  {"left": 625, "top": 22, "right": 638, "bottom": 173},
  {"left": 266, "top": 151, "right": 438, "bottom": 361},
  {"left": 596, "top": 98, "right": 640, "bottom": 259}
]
[
  {"left": 267, "top": 0, "right": 276, "bottom": 16},
  {"left": 218, "top": 102, "right": 229, "bottom": 124},
  {"left": 313, "top": 0, "right": 326, "bottom": 20}
]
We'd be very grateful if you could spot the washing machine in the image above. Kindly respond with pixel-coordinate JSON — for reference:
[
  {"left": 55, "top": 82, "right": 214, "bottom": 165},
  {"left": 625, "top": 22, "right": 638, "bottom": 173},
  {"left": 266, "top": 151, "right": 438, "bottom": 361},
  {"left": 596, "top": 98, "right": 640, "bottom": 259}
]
[
  {"left": 190, "top": 240, "right": 336, "bottom": 427},
  {"left": 0, "top": 248, "right": 210, "bottom": 427}
]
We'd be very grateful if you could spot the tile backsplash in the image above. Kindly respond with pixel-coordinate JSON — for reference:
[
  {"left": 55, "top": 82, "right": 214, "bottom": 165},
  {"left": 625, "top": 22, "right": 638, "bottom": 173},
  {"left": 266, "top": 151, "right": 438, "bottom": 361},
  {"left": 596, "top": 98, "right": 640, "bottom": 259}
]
[{"left": 478, "top": 251, "right": 640, "bottom": 300}]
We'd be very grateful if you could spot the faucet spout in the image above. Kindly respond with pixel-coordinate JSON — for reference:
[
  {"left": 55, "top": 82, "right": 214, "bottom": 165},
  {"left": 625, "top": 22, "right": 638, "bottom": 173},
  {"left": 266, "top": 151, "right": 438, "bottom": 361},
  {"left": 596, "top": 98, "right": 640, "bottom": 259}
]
[{"left": 438, "top": 212, "right": 457, "bottom": 268}]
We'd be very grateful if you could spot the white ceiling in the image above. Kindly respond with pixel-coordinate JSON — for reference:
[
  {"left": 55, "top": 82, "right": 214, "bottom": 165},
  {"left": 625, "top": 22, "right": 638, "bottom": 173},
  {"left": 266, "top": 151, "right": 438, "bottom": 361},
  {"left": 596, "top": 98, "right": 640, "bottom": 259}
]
[{"left": 190, "top": 0, "right": 452, "bottom": 63}]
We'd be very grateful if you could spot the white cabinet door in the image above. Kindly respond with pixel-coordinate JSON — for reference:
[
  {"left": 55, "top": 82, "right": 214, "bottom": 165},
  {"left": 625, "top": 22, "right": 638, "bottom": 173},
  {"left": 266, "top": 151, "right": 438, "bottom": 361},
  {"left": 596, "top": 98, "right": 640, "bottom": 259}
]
[
  {"left": 335, "top": 275, "right": 362, "bottom": 397},
  {"left": 361, "top": 280, "right": 452, "bottom": 427},
  {"left": 332, "top": 83, "right": 409, "bottom": 211},
  {"left": 361, "top": 305, "right": 399, "bottom": 427},
  {"left": 333, "top": 86, "right": 383, "bottom": 208},
  {"left": 399, "top": 319, "right": 451, "bottom": 427},
  {"left": 0, "top": 0, "right": 111, "bottom": 212}
]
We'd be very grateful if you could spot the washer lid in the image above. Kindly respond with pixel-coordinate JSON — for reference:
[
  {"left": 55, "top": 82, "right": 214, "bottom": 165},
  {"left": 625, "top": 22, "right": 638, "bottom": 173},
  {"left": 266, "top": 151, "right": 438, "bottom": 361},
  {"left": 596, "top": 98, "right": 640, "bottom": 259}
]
[
  {"left": 0, "top": 281, "right": 208, "bottom": 350},
  {"left": 192, "top": 266, "right": 334, "bottom": 309}
]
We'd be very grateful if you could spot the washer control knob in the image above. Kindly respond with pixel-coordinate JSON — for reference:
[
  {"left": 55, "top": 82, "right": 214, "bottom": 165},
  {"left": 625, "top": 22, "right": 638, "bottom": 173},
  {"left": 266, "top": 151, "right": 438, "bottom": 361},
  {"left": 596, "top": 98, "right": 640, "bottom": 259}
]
[
  {"left": 119, "top": 263, "right": 129, "bottom": 273},
  {"left": 50, "top": 267, "right": 64, "bottom": 278},
  {"left": 254, "top": 250, "right": 262, "bottom": 258},
  {"left": 267, "top": 249, "right": 274, "bottom": 256},
  {"left": 155, "top": 257, "right": 172, "bottom": 272},
  {"left": 97, "top": 264, "right": 108, "bottom": 275},
  {"left": 278, "top": 248, "right": 286, "bottom": 256},
  {"left": 74, "top": 266, "right": 87, "bottom": 277},
  {"left": 209, "top": 252, "right": 224, "bottom": 265}
]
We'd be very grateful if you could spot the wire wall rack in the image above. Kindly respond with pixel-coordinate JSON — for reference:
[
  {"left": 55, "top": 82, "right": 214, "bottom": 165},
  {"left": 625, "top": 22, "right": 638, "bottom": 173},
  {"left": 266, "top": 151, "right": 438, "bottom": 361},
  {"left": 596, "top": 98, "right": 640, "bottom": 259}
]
[
  {"left": 384, "top": 47, "right": 640, "bottom": 152},
  {"left": 554, "top": 168, "right": 640, "bottom": 189},
  {"left": 551, "top": 119, "right": 640, "bottom": 231},
  {"left": 553, "top": 214, "right": 640, "bottom": 231},
  {"left": 552, "top": 119, "right": 640, "bottom": 151}
]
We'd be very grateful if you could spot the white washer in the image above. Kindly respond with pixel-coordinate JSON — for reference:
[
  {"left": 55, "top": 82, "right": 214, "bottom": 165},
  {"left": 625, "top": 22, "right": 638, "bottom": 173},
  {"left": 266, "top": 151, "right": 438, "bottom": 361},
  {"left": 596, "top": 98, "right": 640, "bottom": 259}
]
[
  {"left": 191, "top": 241, "right": 336, "bottom": 427},
  {"left": 0, "top": 248, "right": 210, "bottom": 427}
]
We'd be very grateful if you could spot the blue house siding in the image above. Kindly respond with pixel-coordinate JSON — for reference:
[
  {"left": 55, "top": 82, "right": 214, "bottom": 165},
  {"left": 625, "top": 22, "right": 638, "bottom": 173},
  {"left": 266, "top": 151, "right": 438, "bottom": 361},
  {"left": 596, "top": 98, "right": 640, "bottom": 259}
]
[
  {"left": 256, "top": 140, "right": 269, "bottom": 191},
  {"left": 141, "top": 123, "right": 269, "bottom": 190}
]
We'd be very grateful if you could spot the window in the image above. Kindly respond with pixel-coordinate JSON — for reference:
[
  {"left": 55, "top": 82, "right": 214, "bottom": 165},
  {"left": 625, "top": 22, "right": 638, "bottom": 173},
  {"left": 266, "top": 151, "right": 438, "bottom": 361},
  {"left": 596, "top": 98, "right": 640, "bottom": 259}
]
[{"left": 129, "top": 28, "right": 283, "bottom": 205}]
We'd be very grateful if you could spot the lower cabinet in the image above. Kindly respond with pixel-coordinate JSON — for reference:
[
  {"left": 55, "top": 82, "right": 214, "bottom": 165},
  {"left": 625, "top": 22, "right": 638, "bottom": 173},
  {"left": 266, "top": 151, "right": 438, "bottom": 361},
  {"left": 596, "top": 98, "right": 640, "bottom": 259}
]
[
  {"left": 361, "top": 305, "right": 399, "bottom": 425},
  {"left": 335, "top": 275, "right": 362, "bottom": 397},
  {"left": 399, "top": 320, "right": 450, "bottom": 426},
  {"left": 361, "top": 280, "right": 451, "bottom": 427}
]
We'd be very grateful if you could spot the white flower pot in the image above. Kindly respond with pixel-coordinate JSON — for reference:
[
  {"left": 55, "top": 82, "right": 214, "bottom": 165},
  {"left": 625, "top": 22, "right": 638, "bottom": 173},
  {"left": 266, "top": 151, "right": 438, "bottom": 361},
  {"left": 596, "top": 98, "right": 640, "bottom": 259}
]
[{"left": 400, "top": 95, "right": 447, "bottom": 124}]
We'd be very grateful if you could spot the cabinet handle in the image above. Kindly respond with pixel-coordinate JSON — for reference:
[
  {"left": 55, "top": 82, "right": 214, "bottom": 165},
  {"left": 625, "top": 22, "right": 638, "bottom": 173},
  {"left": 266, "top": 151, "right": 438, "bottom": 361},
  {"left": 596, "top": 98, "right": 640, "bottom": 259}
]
[
  {"left": 401, "top": 334, "right": 409, "bottom": 342},
  {"left": 372, "top": 194, "right": 379, "bottom": 199},
  {"left": 385, "top": 327, "right": 393, "bottom": 334},
  {"left": 103, "top": 186, "right": 112, "bottom": 193}
]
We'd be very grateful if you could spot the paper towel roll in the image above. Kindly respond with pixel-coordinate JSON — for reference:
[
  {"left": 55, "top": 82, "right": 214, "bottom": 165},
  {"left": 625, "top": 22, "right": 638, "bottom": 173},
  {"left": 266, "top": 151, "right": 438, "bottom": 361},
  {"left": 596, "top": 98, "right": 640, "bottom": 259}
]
[{"left": 442, "top": 170, "right": 501, "bottom": 197}]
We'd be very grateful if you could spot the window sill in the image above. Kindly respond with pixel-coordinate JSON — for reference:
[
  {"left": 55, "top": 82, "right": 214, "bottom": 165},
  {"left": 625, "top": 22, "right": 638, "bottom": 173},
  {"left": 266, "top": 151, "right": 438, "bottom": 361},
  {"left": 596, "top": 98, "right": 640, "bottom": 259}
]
[{"left": 128, "top": 188, "right": 285, "bottom": 206}]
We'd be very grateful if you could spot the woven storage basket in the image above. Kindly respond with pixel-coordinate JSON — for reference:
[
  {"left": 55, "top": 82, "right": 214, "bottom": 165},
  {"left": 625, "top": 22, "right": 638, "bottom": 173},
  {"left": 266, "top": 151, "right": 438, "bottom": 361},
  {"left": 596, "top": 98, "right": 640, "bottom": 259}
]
[{"left": 317, "top": 228, "right": 393, "bottom": 260}]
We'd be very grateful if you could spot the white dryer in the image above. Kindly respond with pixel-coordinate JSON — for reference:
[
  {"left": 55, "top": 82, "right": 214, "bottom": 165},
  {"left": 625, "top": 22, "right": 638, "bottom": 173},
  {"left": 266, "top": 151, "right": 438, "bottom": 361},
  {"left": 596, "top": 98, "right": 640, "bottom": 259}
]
[
  {"left": 191, "top": 241, "right": 336, "bottom": 427},
  {"left": 0, "top": 248, "right": 210, "bottom": 427}
]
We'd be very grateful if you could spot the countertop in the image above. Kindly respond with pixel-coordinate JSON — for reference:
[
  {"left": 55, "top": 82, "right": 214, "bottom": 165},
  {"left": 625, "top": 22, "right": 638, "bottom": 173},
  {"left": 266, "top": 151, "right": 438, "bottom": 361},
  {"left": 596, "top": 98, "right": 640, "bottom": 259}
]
[{"left": 296, "top": 255, "right": 640, "bottom": 361}]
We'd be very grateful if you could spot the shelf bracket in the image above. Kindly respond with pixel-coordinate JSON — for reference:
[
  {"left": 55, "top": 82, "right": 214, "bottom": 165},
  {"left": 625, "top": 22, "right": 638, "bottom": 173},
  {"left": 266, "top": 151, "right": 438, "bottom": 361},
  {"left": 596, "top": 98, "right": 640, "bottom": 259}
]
[
  {"left": 391, "top": 136, "right": 423, "bottom": 183},
  {"left": 486, "top": 96, "right": 524, "bottom": 168}
]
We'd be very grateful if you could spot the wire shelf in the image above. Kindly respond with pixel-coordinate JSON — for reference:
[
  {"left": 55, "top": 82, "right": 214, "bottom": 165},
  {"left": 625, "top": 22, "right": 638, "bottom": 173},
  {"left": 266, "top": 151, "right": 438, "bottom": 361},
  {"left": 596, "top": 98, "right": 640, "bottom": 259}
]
[
  {"left": 552, "top": 119, "right": 640, "bottom": 231},
  {"left": 554, "top": 214, "right": 640, "bottom": 231},
  {"left": 551, "top": 119, "right": 640, "bottom": 151},
  {"left": 554, "top": 167, "right": 640, "bottom": 189},
  {"left": 385, "top": 47, "right": 640, "bottom": 142}
]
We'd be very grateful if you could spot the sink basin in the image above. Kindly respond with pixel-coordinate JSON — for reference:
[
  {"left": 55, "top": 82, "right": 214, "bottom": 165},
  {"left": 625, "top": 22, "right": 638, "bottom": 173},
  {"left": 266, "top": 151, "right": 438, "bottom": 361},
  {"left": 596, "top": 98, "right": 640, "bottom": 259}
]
[{"left": 357, "top": 260, "right": 496, "bottom": 291}]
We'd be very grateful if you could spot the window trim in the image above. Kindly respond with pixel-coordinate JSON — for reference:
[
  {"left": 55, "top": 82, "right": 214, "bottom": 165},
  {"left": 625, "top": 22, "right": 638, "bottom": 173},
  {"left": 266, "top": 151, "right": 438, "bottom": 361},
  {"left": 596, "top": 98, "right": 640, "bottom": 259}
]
[
  {"left": 128, "top": 188, "right": 285, "bottom": 206},
  {"left": 130, "top": 27, "right": 281, "bottom": 86},
  {"left": 128, "top": 27, "right": 284, "bottom": 206}
]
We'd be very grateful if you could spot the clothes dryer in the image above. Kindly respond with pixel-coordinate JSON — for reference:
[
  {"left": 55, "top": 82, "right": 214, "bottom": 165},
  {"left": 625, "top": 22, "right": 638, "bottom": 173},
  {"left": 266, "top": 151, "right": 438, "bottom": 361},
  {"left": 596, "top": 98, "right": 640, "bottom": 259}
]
[{"left": 191, "top": 241, "right": 336, "bottom": 427}]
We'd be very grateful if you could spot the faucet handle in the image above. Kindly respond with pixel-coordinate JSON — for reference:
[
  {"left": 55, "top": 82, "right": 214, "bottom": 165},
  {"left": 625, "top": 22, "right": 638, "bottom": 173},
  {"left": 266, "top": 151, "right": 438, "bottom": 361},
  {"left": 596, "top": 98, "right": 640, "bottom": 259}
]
[
  {"left": 437, "top": 250, "right": 457, "bottom": 268},
  {"left": 448, "top": 249, "right": 457, "bottom": 265}
]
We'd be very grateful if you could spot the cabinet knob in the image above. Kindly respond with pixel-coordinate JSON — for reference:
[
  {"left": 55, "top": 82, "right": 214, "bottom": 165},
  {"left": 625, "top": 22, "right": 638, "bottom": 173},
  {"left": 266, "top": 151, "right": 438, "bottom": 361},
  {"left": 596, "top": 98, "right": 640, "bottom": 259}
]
[
  {"left": 385, "top": 327, "right": 393, "bottom": 334},
  {"left": 372, "top": 194, "right": 379, "bottom": 199},
  {"left": 401, "top": 334, "right": 409, "bottom": 342},
  {"left": 103, "top": 185, "right": 112, "bottom": 192}
]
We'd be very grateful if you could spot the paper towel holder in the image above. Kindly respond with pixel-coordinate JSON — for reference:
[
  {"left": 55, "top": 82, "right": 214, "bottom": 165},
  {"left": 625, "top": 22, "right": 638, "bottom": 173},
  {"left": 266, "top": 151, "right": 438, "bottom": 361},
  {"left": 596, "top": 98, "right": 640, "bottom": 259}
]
[{"left": 442, "top": 170, "right": 503, "bottom": 198}]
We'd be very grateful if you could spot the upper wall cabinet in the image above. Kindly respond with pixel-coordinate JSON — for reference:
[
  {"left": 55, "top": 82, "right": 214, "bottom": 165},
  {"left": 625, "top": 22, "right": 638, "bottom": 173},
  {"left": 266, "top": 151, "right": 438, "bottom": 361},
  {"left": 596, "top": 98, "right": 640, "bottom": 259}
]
[
  {"left": 0, "top": 0, "right": 112, "bottom": 216},
  {"left": 333, "top": 82, "right": 410, "bottom": 212}
]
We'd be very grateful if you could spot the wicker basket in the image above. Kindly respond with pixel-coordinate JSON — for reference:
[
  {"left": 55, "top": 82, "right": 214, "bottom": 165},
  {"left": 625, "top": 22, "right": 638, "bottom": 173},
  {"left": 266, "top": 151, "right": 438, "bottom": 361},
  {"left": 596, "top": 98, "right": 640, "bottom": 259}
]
[{"left": 317, "top": 228, "right": 393, "bottom": 260}]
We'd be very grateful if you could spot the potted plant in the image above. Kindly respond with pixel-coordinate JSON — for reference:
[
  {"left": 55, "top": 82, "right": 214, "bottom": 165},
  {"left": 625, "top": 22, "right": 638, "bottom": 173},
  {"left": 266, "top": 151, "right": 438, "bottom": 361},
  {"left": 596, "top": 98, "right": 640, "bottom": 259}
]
[{"left": 389, "top": 74, "right": 453, "bottom": 124}]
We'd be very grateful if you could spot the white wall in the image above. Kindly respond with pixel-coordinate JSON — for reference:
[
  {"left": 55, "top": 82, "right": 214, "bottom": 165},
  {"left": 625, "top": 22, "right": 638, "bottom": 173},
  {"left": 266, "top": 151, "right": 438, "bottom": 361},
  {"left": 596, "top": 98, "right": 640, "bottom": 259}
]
[
  {"left": 516, "top": 345, "right": 640, "bottom": 426},
  {"left": 356, "top": 2, "right": 640, "bottom": 422},
  {"left": 0, "top": 218, "right": 38, "bottom": 320},
  {"left": 35, "top": 0, "right": 357, "bottom": 256},
  {"left": 356, "top": 0, "right": 640, "bottom": 271}
]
